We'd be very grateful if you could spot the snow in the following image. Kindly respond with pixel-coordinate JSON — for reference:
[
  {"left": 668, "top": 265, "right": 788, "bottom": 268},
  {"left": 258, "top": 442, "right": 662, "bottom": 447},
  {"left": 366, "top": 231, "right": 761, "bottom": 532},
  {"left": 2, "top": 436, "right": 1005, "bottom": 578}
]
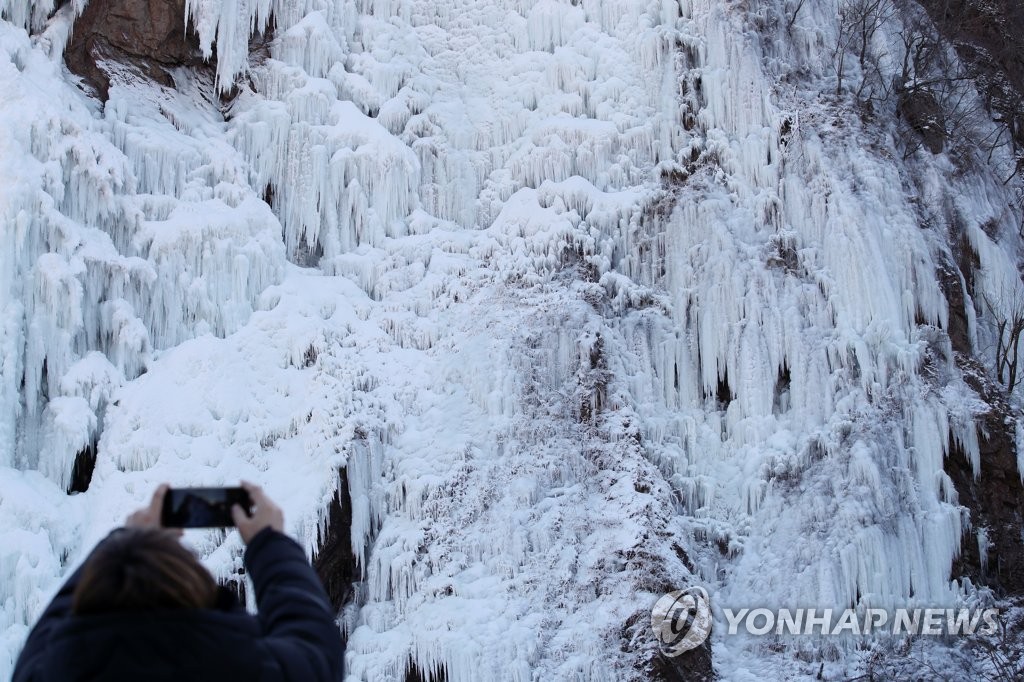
[{"left": 2, "top": 0, "right": 1024, "bottom": 679}]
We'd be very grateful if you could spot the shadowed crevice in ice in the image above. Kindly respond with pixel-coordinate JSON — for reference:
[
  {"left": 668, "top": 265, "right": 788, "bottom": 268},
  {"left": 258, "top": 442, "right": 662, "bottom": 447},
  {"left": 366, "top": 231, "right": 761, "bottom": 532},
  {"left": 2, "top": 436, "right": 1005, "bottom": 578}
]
[
  {"left": 404, "top": 658, "right": 448, "bottom": 682},
  {"left": 314, "top": 467, "right": 359, "bottom": 614},
  {"left": 67, "top": 440, "right": 97, "bottom": 493}
]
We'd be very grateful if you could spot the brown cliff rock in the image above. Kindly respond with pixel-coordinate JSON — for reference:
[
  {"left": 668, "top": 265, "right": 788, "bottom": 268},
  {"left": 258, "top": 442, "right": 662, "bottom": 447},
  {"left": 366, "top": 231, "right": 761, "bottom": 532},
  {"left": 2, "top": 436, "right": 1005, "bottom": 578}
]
[{"left": 65, "top": 0, "right": 206, "bottom": 99}]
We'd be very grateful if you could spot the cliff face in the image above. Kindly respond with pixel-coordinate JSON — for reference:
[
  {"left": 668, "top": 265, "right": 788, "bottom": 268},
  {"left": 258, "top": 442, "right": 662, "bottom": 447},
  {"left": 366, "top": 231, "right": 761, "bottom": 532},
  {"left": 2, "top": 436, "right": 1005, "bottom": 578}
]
[
  {"left": 1, "top": 0, "right": 1023, "bottom": 679},
  {"left": 913, "top": 0, "right": 1024, "bottom": 603},
  {"left": 64, "top": 0, "right": 203, "bottom": 98},
  {"left": 939, "top": 247, "right": 1024, "bottom": 600},
  {"left": 920, "top": 0, "right": 1024, "bottom": 168}
]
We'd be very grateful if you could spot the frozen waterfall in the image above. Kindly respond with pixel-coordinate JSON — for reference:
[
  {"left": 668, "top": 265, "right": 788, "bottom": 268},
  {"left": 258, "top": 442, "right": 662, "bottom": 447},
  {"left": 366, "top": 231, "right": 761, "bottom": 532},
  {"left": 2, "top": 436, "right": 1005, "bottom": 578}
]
[{"left": 2, "top": 0, "right": 1023, "bottom": 679}]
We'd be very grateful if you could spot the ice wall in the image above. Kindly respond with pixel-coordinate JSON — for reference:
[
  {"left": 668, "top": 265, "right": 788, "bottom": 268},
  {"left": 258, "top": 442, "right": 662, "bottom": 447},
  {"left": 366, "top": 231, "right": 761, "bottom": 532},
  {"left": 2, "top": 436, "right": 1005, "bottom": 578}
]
[
  {"left": 0, "top": 3, "right": 285, "bottom": 669},
  {"left": 2, "top": 0, "right": 1023, "bottom": 679}
]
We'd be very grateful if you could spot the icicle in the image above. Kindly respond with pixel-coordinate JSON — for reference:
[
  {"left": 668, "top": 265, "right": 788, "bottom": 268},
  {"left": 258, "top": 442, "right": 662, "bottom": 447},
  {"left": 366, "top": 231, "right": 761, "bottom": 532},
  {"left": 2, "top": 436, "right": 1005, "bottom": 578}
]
[
  {"left": 523, "top": 0, "right": 585, "bottom": 53},
  {"left": 184, "top": 0, "right": 275, "bottom": 92},
  {"left": 38, "top": 396, "right": 94, "bottom": 490},
  {"left": 276, "top": 12, "right": 346, "bottom": 80},
  {"left": 6, "top": 0, "right": 1024, "bottom": 678},
  {"left": 976, "top": 527, "right": 990, "bottom": 574}
]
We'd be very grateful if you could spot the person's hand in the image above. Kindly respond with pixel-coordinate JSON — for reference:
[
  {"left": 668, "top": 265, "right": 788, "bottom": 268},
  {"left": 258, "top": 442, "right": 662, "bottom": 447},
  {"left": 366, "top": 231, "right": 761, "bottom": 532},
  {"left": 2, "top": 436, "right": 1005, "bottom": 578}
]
[
  {"left": 125, "top": 484, "right": 182, "bottom": 536},
  {"left": 232, "top": 481, "right": 284, "bottom": 544}
]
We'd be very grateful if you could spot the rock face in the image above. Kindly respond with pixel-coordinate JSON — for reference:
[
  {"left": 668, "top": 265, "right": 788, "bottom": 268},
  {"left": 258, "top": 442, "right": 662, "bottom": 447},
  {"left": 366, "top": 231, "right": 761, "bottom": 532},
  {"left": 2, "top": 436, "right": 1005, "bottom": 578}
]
[
  {"left": 313, "top": 469, "right": 359, "bottom": 614},
  {"left": 918, "top": 0, "right": 1024, "bottom": 171},
  {"left": 913, "top": 0, "right": 1024, "bottom": 605},
  {"left": 651, "top": 643, "right": 714, "bottom": 682},
  {"left": 947, "top": 408, "right": 1024, "bottom": 597},
  {"left": 940, "top": 239, "right": 1024, "bottom": 599},
  {"left": 65, "top": 0, "right": 206, "bottom": 98},
  {"left": 897, "top": 88, "right": 946, "bottom": 154}
]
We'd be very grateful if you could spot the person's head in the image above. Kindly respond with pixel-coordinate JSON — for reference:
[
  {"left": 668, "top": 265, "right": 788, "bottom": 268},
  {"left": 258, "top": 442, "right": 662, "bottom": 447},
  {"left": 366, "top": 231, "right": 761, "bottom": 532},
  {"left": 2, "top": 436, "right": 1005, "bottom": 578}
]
[{"left": 72, "top": 528, "right": 218, "bottom": 615}]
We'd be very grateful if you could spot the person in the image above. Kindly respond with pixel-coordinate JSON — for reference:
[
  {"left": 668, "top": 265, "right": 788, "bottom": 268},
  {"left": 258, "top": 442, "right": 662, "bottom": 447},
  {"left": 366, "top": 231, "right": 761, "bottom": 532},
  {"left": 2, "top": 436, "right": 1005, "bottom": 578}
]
[{"left": 12, "top": 482, "right": 343, "bottom": 681}]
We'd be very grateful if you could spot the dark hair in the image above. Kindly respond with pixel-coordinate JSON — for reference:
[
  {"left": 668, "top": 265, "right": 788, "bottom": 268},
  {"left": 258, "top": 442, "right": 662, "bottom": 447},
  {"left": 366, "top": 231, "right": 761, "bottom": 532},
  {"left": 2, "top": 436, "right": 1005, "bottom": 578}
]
[{"left": 72, "top": 528, "right": 218, "bottom": 615}]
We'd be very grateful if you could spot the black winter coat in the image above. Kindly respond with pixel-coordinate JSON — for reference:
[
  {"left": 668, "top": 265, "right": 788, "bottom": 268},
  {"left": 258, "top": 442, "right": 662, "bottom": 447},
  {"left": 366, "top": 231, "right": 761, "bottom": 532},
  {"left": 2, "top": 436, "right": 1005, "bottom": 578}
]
[{"left": 12, "top": 527, "right": 343, "bottom": 682}]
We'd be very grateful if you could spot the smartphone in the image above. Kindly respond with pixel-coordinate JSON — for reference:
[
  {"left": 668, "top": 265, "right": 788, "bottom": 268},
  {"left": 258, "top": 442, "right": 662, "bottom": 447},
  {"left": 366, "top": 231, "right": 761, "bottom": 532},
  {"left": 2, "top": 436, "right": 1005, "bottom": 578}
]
[{"left": 161, "top": 487, "right": 253, "bottom": 528}]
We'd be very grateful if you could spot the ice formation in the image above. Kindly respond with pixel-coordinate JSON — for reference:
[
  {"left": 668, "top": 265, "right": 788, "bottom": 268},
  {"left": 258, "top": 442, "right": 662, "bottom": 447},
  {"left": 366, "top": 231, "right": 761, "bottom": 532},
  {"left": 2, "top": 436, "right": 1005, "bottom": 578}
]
[{"left": 2, "top": 0, "right": 1022, "bottom": 678}]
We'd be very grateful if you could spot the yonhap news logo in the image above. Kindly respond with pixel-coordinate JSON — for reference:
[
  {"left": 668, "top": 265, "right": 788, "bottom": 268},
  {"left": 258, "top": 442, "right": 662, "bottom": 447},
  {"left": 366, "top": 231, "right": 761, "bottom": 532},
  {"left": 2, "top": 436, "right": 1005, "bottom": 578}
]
[
  {"left": 650, "top": 587, "right": 713, "bottom": 656},
  {"left": 719, "top": 606, "right": 1000, "bottom": 637},
  {"left": 652, "top": 587, "right": 1001, "bottom": 656}
]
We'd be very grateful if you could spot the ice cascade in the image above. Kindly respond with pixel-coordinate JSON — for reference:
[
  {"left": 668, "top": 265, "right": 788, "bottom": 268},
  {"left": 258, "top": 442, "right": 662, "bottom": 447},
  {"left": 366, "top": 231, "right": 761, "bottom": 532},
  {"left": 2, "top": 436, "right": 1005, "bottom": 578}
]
[{"left": 2, "top": 0, "right": 1023, "bottom": 679}]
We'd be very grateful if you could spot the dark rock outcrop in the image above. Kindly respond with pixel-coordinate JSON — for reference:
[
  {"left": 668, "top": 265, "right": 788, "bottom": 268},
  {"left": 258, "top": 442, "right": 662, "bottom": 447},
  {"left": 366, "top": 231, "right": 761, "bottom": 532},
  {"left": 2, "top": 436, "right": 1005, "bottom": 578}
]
[
  {"left": 897, "top": 87, "right": 946, "bottom": 154},
  {"left": 313, "top": 468, "right": 359, "bottom": 613},
  {"left": 946, "top": 361, "right": 1024, "bottom": 598},
  {"left": 65, "top": 0, "right": 207, "bottom": 99},
  {"left": 650, "top": 641, "right": 714, "bottom": 682},
  {"left": 918, "top": 0, "right": 1024, "bottom": 173},
  {"left": 622, "top": 603, "right": 715, "bottom": 681},
  {"left": 68, "top": 441, "right": 97, "bottom": 493},
  {"left": 937, "top": 248, "right": 1024, "bottom": 598}
]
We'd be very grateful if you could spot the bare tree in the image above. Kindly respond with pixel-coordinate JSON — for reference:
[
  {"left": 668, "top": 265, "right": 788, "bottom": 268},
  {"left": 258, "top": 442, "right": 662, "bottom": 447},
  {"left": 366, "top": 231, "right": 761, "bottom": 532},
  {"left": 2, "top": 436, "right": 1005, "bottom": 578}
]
[
  {"left": 854, "top": 613, "right": 1024, "bottom": 682},
  {"left": 833, "top": 0, "right": 896, "bottom": 97},
  {"left": 1014, "top": 186, "right": 1024, "bottom": 237},
  {"left": 883, "top": 6, "right": 1003, "bottom": 162},
  {"left": 980, "top": 286, "right": 1024, "bottom": 393},
  {"left": 785, "top": 0, "right": 807, "bottom": 32},
  {"left": 920, "top": 0, "right": 1024, "bottom": 178}
]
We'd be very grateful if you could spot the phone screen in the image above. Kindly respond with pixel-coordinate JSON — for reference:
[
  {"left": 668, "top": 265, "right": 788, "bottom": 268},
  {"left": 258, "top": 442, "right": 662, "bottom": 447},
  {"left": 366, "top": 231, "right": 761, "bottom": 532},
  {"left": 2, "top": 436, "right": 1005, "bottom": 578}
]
[{"left": 161, "top": 487, "right": 253, "bottom": 528}]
